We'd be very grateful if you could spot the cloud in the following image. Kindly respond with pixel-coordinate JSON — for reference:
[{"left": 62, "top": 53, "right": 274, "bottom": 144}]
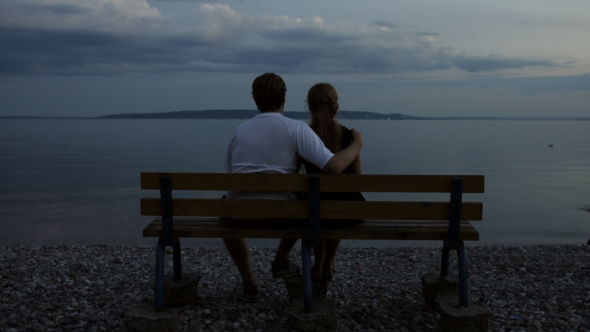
[
  {"left": 506, "top": 73, "right": 590, "bottom": 94},
  {"left": 517, "top": 21, "right": 528, "bottom": 25},
  {"left": 451, "top": 53, "right": 560, "bottom": 72},
  {"left": 197, "top": 3, "right": 246, "bottom": 44},
  {"left": 0, "top": 0, "right": 161, "bottom": 33},
  {"left": 261, "top": 28, "right": 353, "bottom": 44},
  {"left": 415, "top": 32, "right": 441, "bottom": 36},
  {"left": 372, "top": 20, "right": 397, "bottom": 29},
  {"left": 385, "top": 72, "right": 590, "bottom": 94},
  {"left": 17, "top": 3, "right": 91, "bottom": 16},
  {"left": 0, "top": 0, "right": 563, "bottom": 76}
]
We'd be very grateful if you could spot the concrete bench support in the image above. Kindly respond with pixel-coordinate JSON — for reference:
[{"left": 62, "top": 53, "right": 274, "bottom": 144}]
[
  {"left": 162, "top": 273, "right": 201, "bottom": 307},
  {"left": 422, "top": 271, "right": 490, "bottom": 332}
]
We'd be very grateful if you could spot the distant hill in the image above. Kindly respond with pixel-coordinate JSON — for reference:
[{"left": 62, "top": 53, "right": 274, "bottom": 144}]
[{"left": 96, "top": 110, "right": 418, "bottom": 120}]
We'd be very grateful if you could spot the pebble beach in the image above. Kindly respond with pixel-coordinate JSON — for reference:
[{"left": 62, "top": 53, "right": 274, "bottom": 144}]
[{"left": 1, "top": 244, "right": 589, "bottom": 332}]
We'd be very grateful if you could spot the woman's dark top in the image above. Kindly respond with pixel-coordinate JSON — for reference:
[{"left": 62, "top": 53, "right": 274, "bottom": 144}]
[
  {"left": 302, "top": 125, "right": 355, "bottom": 175},
  {"left": 298, "top": 125, "right": 365, "bottom": 227}
]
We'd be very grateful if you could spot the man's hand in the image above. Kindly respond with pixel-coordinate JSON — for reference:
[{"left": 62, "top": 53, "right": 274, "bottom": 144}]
[
  {"left": 322, "top": 128, "right": 364, "bottom": 174},
  {"left": 351, "top": 128, "right": 363, "bottom": 146}
]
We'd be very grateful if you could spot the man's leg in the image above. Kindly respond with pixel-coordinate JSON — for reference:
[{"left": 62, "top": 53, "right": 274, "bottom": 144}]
[{"left": 223, "top": 238, "right": 255, "bottom": 284}]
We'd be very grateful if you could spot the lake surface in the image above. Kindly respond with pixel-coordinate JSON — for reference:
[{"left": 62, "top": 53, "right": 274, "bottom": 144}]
[{"left": 0, "top": 119, "right": 589, "bottom": 247}]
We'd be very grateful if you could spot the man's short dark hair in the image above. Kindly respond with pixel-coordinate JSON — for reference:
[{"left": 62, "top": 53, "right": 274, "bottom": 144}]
[{"left": 251, "top": 73, "right": 286, "bottom": 112}]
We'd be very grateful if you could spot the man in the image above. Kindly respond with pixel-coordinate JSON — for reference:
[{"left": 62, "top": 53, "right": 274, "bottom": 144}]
[{"left": 223, "top": 73, "right": 363, "bottom": 302}]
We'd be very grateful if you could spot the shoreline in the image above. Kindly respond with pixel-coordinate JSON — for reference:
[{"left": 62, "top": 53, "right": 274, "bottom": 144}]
[{"left": 1, "top": 244, "right": 589, "bottom": 331}]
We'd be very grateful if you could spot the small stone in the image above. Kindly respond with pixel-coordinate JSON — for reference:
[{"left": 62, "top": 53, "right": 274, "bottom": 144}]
[
  {"left": 285, "top": 300, "right": 338, "bottom": 332},
  {"left": 421, "top": 272, "right": 458, "bottom": 308},
  {"left": 282, "top": 276, "right": 329, "bottom": 303},
  {"left": 413, "top": 314, "right": 425, "bottom": 325},
  {"left": 123, "top": 303, "right": 181, "bottom": 332}
]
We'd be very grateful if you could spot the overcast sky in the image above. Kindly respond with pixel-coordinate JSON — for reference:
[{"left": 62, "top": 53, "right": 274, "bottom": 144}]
[{"left": 1, "top": 0, "right": 589, "bottom": 117}]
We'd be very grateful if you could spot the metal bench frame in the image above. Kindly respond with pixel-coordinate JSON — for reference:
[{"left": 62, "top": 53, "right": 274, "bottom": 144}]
[{"left": 143, "top": 173, "right": 480, "bottom": 312}]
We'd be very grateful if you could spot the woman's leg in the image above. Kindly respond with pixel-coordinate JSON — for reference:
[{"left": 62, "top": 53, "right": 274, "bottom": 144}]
[
  {"left": 312, "top": 240, "right": 326, "bottom": 280},
  {"left": 322, "top": 239, "right": 341, "bottom": 280},
  {"left": 223, "top": 238, "right": 255, "bottom": 284}
]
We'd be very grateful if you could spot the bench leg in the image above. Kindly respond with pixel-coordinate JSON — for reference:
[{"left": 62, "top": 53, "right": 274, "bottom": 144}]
[
  {"left": 301, "top": 239, "right": 313, "bottom": 313},
  {"left": 173, "top": 237, "right": 182, "bottom": 280},
  {"left": 440, "top": 240, "right": 469, "bottom": 307},
  {"left": 457, "top": 241, "right": 469, "bottom": 307},
  {"left": 155, "top": 237, "right": 165, "bottom": 310},
  {"left": 440, "top": 240, "right": 450, "bottom": 278}
]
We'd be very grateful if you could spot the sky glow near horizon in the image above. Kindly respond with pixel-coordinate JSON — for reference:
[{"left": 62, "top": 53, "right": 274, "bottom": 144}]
[{"left": 0, "top": 0, "right": 589, "bottom": 117}]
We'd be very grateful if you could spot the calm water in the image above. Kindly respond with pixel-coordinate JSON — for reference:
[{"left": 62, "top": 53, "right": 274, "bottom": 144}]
[{"left": 0, "top": 119, "right": 589, "bottom": 247}]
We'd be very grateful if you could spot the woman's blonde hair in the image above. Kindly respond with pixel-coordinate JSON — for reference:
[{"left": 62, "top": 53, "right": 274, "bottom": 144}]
[{"left": 306, "top": 83, "right": 341, "bottom": 152}]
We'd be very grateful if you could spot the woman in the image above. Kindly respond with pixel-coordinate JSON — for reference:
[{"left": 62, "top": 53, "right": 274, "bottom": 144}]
[{"left": 301, "top": 83, "right": 364, "bottom": 282}]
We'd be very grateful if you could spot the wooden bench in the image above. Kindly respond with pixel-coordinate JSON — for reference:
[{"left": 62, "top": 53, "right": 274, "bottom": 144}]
[{"left": 140, "top": 172, "right": 484, "bottom": 312}]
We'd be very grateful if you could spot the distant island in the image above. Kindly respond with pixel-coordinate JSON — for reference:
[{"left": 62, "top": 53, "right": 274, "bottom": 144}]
[
  {"left": 1, "top": 110, "right": 589, "bottom": 121},
  {"left": 96, "top": 110, "right": 417, "bottom": 120}
]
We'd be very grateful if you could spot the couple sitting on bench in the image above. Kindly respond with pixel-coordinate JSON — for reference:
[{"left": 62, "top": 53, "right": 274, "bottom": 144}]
[{"left": 223, "top": 73, "right": 364, "bottom": 302}]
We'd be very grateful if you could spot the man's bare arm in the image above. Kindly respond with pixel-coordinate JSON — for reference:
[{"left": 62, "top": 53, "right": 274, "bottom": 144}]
[{"left": 350, "top": 153, "right": 362, "bottom": 174}]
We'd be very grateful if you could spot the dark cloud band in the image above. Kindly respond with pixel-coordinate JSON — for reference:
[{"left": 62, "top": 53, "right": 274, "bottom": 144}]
[{"left": 0, "top": 2, "right": 563, "bottom": 76}]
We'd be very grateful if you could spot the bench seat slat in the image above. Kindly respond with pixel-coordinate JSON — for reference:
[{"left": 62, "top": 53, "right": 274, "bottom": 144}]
[
  {"left": 148, "top": 219, "right": 474, "bottom": 227},
  {"left": 141, "top": 173, "right": 485, "bottom": 193},
  {"left": 141, "top": 198, "right": 483, "bottom": 221},
  {"left": 142, "top": 218, "right": 479, "bottom": 241}
]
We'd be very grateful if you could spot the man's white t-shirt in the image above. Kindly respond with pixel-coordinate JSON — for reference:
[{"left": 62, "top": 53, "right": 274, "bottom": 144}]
[{"left": 223, "top": 112, "right": 334, "bottom": 200}]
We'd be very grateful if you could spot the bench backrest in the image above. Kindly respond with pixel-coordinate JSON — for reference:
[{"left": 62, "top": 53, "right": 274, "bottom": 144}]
[
  {"left": 141, "top": 172, "right": 484, "bottom": 247},
  {"left": 141, "top": 172, "right": 483, "bottom": 220}
]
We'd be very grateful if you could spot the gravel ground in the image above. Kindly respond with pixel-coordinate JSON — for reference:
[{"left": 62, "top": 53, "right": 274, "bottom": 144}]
[{"left": 1, "top": 244, "right": 589, "bottom": 332}]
